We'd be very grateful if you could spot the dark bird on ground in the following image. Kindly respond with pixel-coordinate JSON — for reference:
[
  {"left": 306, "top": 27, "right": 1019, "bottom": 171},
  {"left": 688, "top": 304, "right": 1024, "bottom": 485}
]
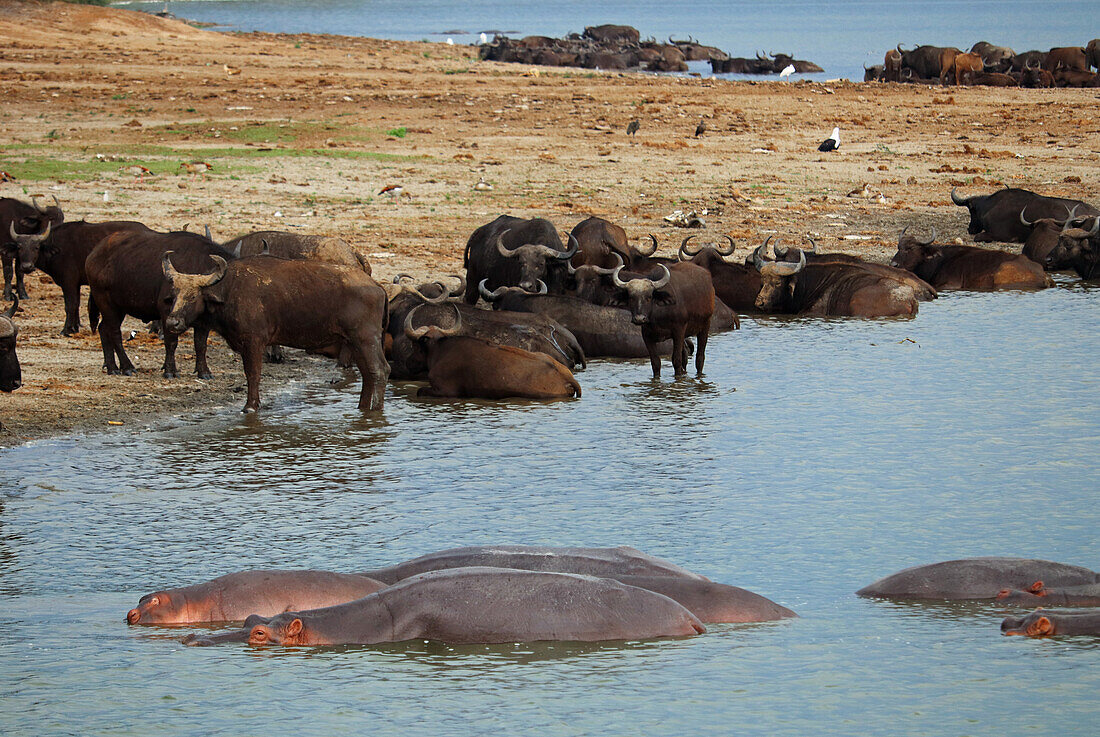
[
  {"left": 694, "top": 119, "right": 706, "bottom": 137},
  {"left": 818, "top": 127, "right": 840, "bottom": 152},
  {"left": 626, "top": 119, "right": 640, "bottom": 136}
]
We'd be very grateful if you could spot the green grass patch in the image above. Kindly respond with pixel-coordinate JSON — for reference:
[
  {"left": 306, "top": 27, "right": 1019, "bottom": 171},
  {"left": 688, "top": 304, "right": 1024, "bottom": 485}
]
[{"left": 386, "top": 127, "right": 408, "bottom": 139}]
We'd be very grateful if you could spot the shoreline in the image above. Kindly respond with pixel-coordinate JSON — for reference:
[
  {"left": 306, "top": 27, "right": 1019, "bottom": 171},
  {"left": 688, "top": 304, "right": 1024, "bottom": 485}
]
[{"left": 1, "top": 0, "right": 1098, "bottom": 447}]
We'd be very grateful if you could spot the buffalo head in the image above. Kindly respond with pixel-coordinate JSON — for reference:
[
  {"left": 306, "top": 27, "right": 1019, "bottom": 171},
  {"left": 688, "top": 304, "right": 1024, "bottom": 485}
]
[
  {"left": 8, "top": 219, "right": 51, "bottom": 275},
  {"left": 161, "top": 252, "right": 228, "bottom": 334},
  {"left": 751, "top": 237, "right": 806, "bottom": 311},
  {"left": 609, "top": 263, "right": 673, "bottom": 325},
  {"left": 0, "top": 297, "right": 20, "bottom": 392},
  {"left": 403, "top": 303, "right": 462, "bottom": 342},
  {"left": 890, "top": 227, "right": 938, "bottom": 272},
  {"left": 495, "top": 229, "right": 578, "bottom": 292}
]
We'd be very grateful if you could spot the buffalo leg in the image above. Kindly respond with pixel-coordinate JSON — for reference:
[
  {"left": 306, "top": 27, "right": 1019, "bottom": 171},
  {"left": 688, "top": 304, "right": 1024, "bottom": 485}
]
[
  {"left": 240, "top": 340, "right": 265, "bottom": 413},
  {"left": 671, "top": 325, "right": 688, "bottom": 375},
  {"left": 61, "top": 284, "right": 81, "bottom": 336},
  {"left": 13, "top": 267, "right": 27, "bottom": 300},
  {"left": 1, "top": 251, "right": 12, "bottom": 301},
  {"left": 88, "top": 295, "right": 100, "bottom": 334},
  {"left": 96, "top": 307, "right": 134, "bottom": 375},
  {"left": 162, "top": 330, "right": 180, "bottom": 379},
  {"left": 351, "top": 335, "right": 389, "bottom": 411},
  {"left": 643, "top": 334, "right": 662, "bottom": 378},
  {"left": 193, "top": 325, "right": 213, "bottom": 379},
  {"left": 695, "top": 330, "right": 708, "bottom": 374}
]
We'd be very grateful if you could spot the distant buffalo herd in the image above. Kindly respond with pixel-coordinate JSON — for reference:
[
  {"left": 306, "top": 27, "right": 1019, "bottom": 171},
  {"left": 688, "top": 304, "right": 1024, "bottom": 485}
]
[
  {"left": 866, "top": 39, "right": 1100, "bottom": 87},
  {"left": 1, "top": 181, "right": 1099, "bottom": 408}
]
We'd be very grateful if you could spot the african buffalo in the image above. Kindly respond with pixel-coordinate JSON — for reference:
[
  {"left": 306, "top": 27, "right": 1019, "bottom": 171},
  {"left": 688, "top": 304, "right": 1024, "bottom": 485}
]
[
  {"left": 569, "top": 216, "right": 634, "bottom": 270},
  {"left": 970, "top": 41, "right": 1015, "bottom": 69},
  {"left": 607, "top": 261, "right": 714, "bottom": 376},
  {"left": 405, "top": 304, "right": 581, "bottom": 399},
  {"left": 1021, "top": 60, "right": 1055, "bottom": 88},
  {"left": 950, "top": 187, "right": 1099, "bottom": 243},
  {"left": 896, "top": 44, "right": 961, "bottom": 80},
  {"left": 1054, "top": 68, "right": 1100, "bottom": 87},
  {"left": 944, "top": 51, "right": 984, "bottom": 85},
  {"left": 960, "top": 70, "right": 1019, "bottom": 86},
  {"left": 583, "top": 24, "right": 640, "bottom": 45},
  {"left": 772, "top": 241, "right": 938, "bottom": 302},
  {"left": 1019, "top": 206, "right": 1089, "bottom": 269},
  {"left": 1043, "top": 46, "right": 1088, "bottom": 72},
  {"left": 163, "top": 254, "right": 389, "bottom": 412},
  {"left": 463, "top": 215, "right": 577, "bottom": 303},
  {"left": 753, "top": 239, "right": 920, "bottom": 317},
  {"left": 0, "top": 298, "right": 20, "bottom": 392},
  {"left": 221, "top": 230, "right": 371, "bottom": 273},
  {"left": 890, "top": 228, "right": 1050, "bottom": 290},
  {"left": 86, "top": 230, "right": 233, "bottom": 378},
  {"left": 884, "top": 49, "right": 903, "bottom": 82},
  {"left": 1044, "top": 216, "right": 1100, "bottom": 279},
  {"left": 678, "top": 235, "right": 761, "bottom": 313},
  {"left": 2, "top": 195, "right": 64, "bottom": 300},
  {"left": 1088, "top": 39, "right": 1100, "bottom": 71},
  {"left": 864, "top": 63, "right": 884, "bottom": 82},
  {"left": 30, "top": 220, "right": 155, "bottom": 336}
]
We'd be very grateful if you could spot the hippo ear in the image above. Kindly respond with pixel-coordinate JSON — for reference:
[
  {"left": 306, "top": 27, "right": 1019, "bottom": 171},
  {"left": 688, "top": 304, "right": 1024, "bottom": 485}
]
[
  {"left": 286, "top": 618, "right": 303, "bottom": 636},
  {"left": 1027, "top": 616, "right": 1053, "bottom": 636},
  {"left": 1027, "top": 581, "right": 1045, "bottom": 595}
]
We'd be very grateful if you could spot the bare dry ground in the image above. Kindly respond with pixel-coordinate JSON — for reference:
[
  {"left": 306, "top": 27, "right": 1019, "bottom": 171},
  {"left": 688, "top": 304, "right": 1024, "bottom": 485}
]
[{"left": 1, "top": 1, "right": 1098, "bottom": 445}]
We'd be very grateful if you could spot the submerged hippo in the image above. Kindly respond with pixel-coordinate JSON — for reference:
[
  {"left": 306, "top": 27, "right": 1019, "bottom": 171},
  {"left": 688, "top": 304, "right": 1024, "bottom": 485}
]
[
  {"left": 126, "top": 570, "right": 387, "bottom": 624},
  {"left": 614, "top": 575, "right": 796, "bottom": 623},
  {"left": 1001, "top": 610, "right": 1100, "bottom": 637},
  {"left": 186, "top": 567, "right": 706, "bottom": 646},
  {"left": 357, "top": 545, "right": 708, "bottom": 584},
  {"left": 856, "top": 557, "right": 1098, "bottom": 601},
  {"left": 995, "top": 583, "right": 1100, "bottom": 607}
]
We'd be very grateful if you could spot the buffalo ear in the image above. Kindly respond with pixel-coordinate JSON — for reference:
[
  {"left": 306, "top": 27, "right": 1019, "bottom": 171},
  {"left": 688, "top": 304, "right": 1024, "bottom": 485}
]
[
  {"left": 202, "top": 288, "right": 225, "bottom": 305},
  {"left": 655, "top": 291, "right": 676, "bottom": 306},
  {"left": 286, "top": 618, "right": 303, "bottom": 637},
  {"left": 1027, "top": 616, "right": 1053, "bottom": 636}
]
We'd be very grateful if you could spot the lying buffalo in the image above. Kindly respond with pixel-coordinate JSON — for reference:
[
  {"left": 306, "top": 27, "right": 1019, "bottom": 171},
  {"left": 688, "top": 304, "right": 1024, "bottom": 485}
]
[
  {"left": 857, "top": 557, "right": 1099, "bottom": 600},
  {"left": 678, "top": 235, "right": 761, "bottom": 313},
  {"left": 2, "top": 195, "right": 64, "bottom": 300},
  {"left": 1020, "top": 206, "right": 1092, "bottom": 269},
  {"left": 891, "top": 228, "right": 1050, "bottom": 290},
  {"left": 1044, "top": 216, "right": 1099, "bottom": 279},
  {"left": 464, "top": 215, "right": 576, "bottom": 303},
  {"left": 405, "top": 304, "right": 581, "bottom": 399},
  {"left": 1002, "top": 611, "right": 1100, "bottom": 637},
  {"left": 0, "top": 297, "right": 20, "bottom": 392},
  {"left": 950, "top": 187, "right": 1098, "bottom": 243},
  {"left": 162, "top": 254, "right": 389, "bottom": 412},
  {"left": 221, "top": 230, "right": 371, "bottom": 274},
  {"left": 126, "top": 570, "right": 387, "bottom": 625},
  {"left": 87, "top": 230, "right": 233, "bottom": 378},
  {"left": 773, "top": 241, "right": 937, "bottom": 302},
  {"left": 186, "top": 568, "right": 705, "bottom": 647}
]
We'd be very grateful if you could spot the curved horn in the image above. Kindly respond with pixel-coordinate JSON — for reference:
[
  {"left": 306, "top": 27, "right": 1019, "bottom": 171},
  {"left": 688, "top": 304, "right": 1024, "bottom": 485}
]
[
  {"left": 760, "top": 248, "right": 806, "bottom": 277},
  {"left": 10, "top": 219, "right": 50, "bottom": 245},
  {"left": 591, "top": 251, "right": 625, "bottom": 275},
  {"left": 918, "top": 227, "right": 937, "bottom": 246},
  {"left": 392, "top": 273, "right": 415, "bottom": 285},
  {"left": 162, "top": 251, "right": 180, "bottom": 280},
  {"left": 231, "top": 241, "right": 242, "bottom": 259},
  {"left": 1019, "top": 207, "right": 1033, "bottom": 228},
  {"left": 477, "top": 278, "right": 509, "bottom": 302},
  {"left": 1090, "top": 216, "right": 1100, "bottom": 236},
  {"left": 412, "top": 282, "right": 450, "bottom": 304},
  {"left": 1061, "top": 204, "right": 1082, "bottom": 232},
  {"left": 2, "top": 296, "right": 17, "bottom": 320},
  {"left": 259, "top": 239, "right": 270, "bottom": 256},
  {"left": 494, "top": 229, "right": 518, "bottom": 257},
  {"left": 611, "top": 265, "right": 631, "bottom": 289},
  {"left": 752, "top": 243, "right": 768, "bottom": 271},
  {"left": 896, "top": 44, "right": 908, "bottom": 54},
  {"left": 950, "top": 187, "right": 970, "bottom": 206},
  {"left": 716, "top": 235, "right": 737, "bottom": 258},
  {"left": 650, "top": 264, "right": 671, "bottom": 289},
  {"left": 52, "top": 195, "right": 61, "bottom": 211},
  {"left": 446, "top": 274, "right": 466, "bottom": 297},
  {"left": 555, "top": 232, "right": 580, "bottom": 259},
  {"left": 30, "top": 195, "right": 45, "bottom": 214},
  {"left": 678, "top": 235, "right": 701, "bottom": 260},
  {"left": 637, "top": 234, "right": 658, "bottom": 257},
  {"left": 531, "top": 279, "right": 548, "bottom": 294},
  {"left": 403, "top": 303, "right": 462, "bottom": 341},
  {"left": 803, "top": 236, "right": 818, "bottom": 253}
]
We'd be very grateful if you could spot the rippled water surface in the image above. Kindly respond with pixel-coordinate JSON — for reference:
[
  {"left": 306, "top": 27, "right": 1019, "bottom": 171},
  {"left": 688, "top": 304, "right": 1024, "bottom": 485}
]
[{"left": 2, "top": 281, "right": 1098, "bottom": 736}]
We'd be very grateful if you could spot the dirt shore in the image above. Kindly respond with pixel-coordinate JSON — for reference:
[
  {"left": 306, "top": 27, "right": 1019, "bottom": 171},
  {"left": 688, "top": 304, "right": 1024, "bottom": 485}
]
[{"left": 1, "top": 1, "right": 1097, "bottom": 446}]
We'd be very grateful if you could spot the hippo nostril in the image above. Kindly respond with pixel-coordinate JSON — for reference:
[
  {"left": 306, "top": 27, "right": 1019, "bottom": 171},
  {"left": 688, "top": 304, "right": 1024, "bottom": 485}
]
[{"left": 126, "top": 609, "right": 141, "bottom": 624}]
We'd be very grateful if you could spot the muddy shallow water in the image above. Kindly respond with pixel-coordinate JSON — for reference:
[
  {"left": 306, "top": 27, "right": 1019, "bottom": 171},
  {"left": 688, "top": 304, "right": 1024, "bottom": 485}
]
[{"left": 1, "top": 280, "right": 1098, "bottom": 736}]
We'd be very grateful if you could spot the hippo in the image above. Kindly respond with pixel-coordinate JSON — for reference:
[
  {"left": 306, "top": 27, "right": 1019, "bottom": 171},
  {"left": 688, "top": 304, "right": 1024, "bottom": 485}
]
[
  {"left": 186, "top": 567, "right": 706, "bottom": 646},
  {"left": 357, "top": 545, "right": 708, "bottom": 585},
  {"left": 1001, "top": 610, "right": 1100, "bottom": 637},
  {"left": 856, "top": 557, "right": 1098, "bottom": 601},
  {"left": 613, "top": 575, "right": 796, "bottom": 622},
  {"left": 995, "top": 583, "right": 1100, "bottom": 607},
  {"left": 126, "top": 569, "right": 387, "bottom": 624}
]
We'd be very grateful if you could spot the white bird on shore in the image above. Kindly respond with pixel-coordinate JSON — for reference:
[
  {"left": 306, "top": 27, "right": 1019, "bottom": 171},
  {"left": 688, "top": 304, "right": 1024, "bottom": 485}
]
[
  {"left": 780, "top": 64, "right": 796, "bottom": 80},
  {"left": 446, "top": 38, "right": 454, "bottom": 46},
  {"left": 479, "top": 32, "right": 489, "bottom": 44},
  {"left": 818, "top": 127, "right": 840, "bottom": 152}
]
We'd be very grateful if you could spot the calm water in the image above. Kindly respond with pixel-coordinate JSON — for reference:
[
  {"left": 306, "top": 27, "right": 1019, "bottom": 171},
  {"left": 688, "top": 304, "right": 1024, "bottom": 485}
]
[
  {"left": 1, "top": 279, "right": 1098, "bottom": 736},
  {"left": 122, "top": 0, "right": 1099, "bottom": 80}
]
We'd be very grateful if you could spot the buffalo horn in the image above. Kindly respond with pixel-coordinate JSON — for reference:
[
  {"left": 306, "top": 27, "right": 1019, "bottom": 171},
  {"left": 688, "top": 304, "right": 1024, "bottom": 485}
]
[
  {"left": 650, "top": 264, "right": 671, "bottom": 289},
  {"left": 610, "top": 265, "right": 631, "bottom": 289},
  {"left": 1090, "top": 216, "right": 1100, "bottom": 236},
  {"left": 392, "top": 273, "right": 415, "bottom": 284},
  {"left": 1019, "top": 207, "right": 1033, "bottom": 228},
  {"left": 403, "top": 303, "right": 462, "bottom": 341},
  {"left": 477, "top": 278, "right": 509, "bottom": 302},
  {"left": 918, "top": 227, "right": 937, "bottom": 246},
  {"left": 1060, "top": 205, "right": 1081, "bottom": 232},
  {"left": 803, "top": 236, "right": 818, "bottom": 253},
  {"left": 162, "top": 251, "right": 180, "bottom": 280},
  {"left": 446, "top": 274, "right": 466, "bottom": 297},
  {"left": 678, "top": 235, "right": 701, "bottom": 260},
  {"left": 637, "top": 234, "right": 659, "bottom": 257},
  {"left": 752, "top": 243, "right": 768, "bottom": 271},
  {"left": 2, "top": 295, "right": 17, "bottom": 320},
  {"left": 760, "top": 248, "right": 806, "bottom": 277},
  {"left": 555, "top": 232, "right": 580, "bottom": 260},
  {"left": 9, "top": 220, "right": 50, "bottom": 245},
  {"left": 494, "top": 229, "right": 518, "bottom": 257},
  {"left": 950, "top": 187, "right": 970, "bottom": 206}
]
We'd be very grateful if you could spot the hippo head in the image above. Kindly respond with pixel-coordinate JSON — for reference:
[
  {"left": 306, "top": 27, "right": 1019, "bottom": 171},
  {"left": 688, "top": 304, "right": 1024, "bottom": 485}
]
[
  {"left": 609, "top": 263, "right": 673, "bottom": 325},
  {"left": 127, "top": 591, "right": 184, "bottom": 625},
  {"left": 890, "top": 227, "right": 938, "bottom": 273},
  {"left": 751, "top": 237, "right": 805, "bottom": 312},
  {"left": 160, "top": 252, "right": 228, "bottom": 334},
  {"left": 248, "top": 613, "right": 306, "bottom": 646},
  {"left": 1001, "top": 611, "right": 1056, "bottom": 637},
  {"left": 496, "top": 229, "right": 578, "bottom": 293}
]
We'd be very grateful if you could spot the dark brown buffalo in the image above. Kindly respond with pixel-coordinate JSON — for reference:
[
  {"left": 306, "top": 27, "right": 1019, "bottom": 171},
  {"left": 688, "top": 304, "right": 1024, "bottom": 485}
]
[
  {"left": 753, "top": 240, "right": 920, "bottom": 317},
  {"left": 569, "top": 216, "right": 634, "bottom": 270},
  {"left": 221, "top": 230, "right": 370, "bottom": 273},
  {"left": 970, "top": 41, "right": 1015, "bottom": 69},
  {"left": 1054, "top": 68, "right": 1100, "bottom": 87},
  {"left": 1043, "top": 46, "right": 1088, "bottom": 71},
  {"left": 0, "top": 298, "right": 20, "bottom": 392},
  {"left": 188, "top": 568, "right": 705, "bottom": 647},
  {"left": 857, "top": 557, "right": 1099, "bottom": 600},
  {"left": 896, "top": 44, "right": 961, "bottom": 79},
  {"left": 1002, "top": 611, "right": 1100, "bottom": 637},
  {"left": 1021, "top": 62, "right": 1055, "bottom": 87},
  {"left": 608, "top": 261, "right": 714, "bottom": 376},
  {"left": 162, "top": 254, "right": 388, "bottom": 412},
  {"left": 891, "top": 229, "right": 1051, "bottom": 290},
  {"left": 864, "top": 63, "right": 884, "bottom": 82},
  {"left": 1019, "top": 206, "right": 1089, "bottom": 269},
  {"left": 86, "top": 230, "right": 232, "bottom": 378},
  {"left": 678, "top": 235, "right": 762, "bottom": 313},
  {"left": 405, "top": 304, "right": 580, "bottom": 399},
  {"left": 950, "top": 187, "right": 1098, "bottom": 243},
  {"left": 2, "top": 195, "right": 64, "bottom": 300},
  {"left": 583, "top": 24, "right": 640, "bottom": 45},
  {"left": 358, "top": 545, "right": 709, "bottom": 584},
  {"left": 463, "top": 215, "right": 576, "bottom": 303},
  {"left": 1009, "top": 50, "right": 1048, "bottom": 71},
  {"left": 884, "top": 49, "right": 903, "bottom": 82},
  {"left": 31, "top": 220, "right": 154, "bottom": 336},
  {"left": 126, "top": 570, "right": 388, "bottom": 625},
  {"left": 773, "top": 242, "right": 938, "bottom": 302},
  {"left": 961, "top": 70, "right": 1019, "bottom": 86},
  {"left": 386, "top": 280, "right": 584, "bottom": 380},
  {"left": 1045, "top": 216, "right": 1100, "bottom": 279},
  {"left": 1087, "top": 39, "right": 1100, "bottom": 71}
]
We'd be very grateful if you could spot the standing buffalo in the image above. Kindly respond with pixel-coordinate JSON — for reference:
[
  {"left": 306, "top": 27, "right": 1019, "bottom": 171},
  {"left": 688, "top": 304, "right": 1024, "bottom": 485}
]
[
  {"left": 950, "top": 187, "right": 1098, "bottom": 243},
  {"left": 884, "top": 49, "right": 903, "bottom": 82},
  {"left": 463, "top": 215, "right": 577, "bottom": 303},
  {"left": 1087, "top": 39, "right": 1100, "bottom": 71},
  {"left": 87, "top": 230, "right": 233, "bottom": 378},
  {"left": 608, "top": 261, "right": 715, "bottom": 377},
  {"left": 162, "top": 254, "right": 389, "bottom": 412},
  {"left": 890, "top": 228, "right": 1050, "bottom": 290},
  {"left": 0, "top": 297, "right": 20, "bottom": 392},
  {"left": 944, "top": 51, "right": 984, "bottom": 85},
  {"left": 2, "top": 195, "right": 64, "bottom": 300},
  {"left": 568, "top": 216, "right": 634, "bottom": 270},
  {"left": 32, "top": 220, "right": 154, "bottom": 336},
  {"left": 895, "top": 44, "right": 961, "bottom": 80},
  {"left": 404, "top": 304, "right": 581, "bottom": 399}
]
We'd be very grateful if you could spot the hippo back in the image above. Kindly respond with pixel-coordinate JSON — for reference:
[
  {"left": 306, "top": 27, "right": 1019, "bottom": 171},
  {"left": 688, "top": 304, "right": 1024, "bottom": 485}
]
[{"left": 857, "top": 557, "right": 1098, "bottom": 600}]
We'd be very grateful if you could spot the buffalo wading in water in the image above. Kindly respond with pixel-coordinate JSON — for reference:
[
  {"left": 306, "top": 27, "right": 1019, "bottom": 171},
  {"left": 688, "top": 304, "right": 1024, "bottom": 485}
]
[
  {"left": 0, "top": 297, "right": 20, "bottom": 392},
  {"left": 891, "top": 227, "right": 1051, "bottom": 290},
  {"left": 1044, "top": 215, "right": 1100, "bottom": 279},
  {"left": 463, "top": 215, "right": 577, "bottom": 303}
]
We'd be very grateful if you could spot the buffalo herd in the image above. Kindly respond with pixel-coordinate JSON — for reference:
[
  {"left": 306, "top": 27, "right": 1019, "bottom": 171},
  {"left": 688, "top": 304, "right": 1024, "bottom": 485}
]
[
  {"left": 1, "top": 182, "right": 1098, "bottom": 406},
  {"left": 866, "top": 39, "right": 1100, "bottom": 87}
]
